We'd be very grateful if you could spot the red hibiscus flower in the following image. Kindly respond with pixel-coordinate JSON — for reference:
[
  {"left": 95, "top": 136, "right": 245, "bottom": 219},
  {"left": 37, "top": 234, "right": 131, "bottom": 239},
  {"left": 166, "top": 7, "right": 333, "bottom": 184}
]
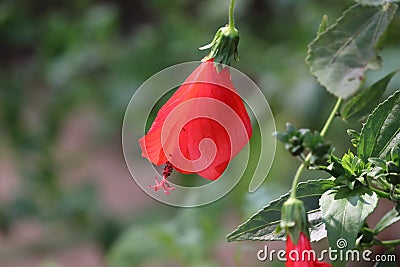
[
  {"left": 286, "top": 232, "right": 331, "bottom": 267},
  {"left": 139, "top": 59, "right": 252, "bottom": 193}
]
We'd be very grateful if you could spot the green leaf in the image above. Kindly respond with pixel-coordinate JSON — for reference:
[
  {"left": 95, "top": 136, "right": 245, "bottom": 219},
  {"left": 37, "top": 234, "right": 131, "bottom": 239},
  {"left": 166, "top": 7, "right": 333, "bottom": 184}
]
[
  {"left": 358, "top": 90, "right": 400, "bottom": 161},
  {"left": 342, "top": 70, "right": 398, "bottom": 121},
  {"left": 227, "top": 179, "right": 335, "bottom": 242},
  {"left": 320, "top": 187, "right": 378, "bottom": 267},
  {"left": 355, "top": 0, "right": 400, "bottom": 6},
  {"left": 373, "top": 206, "right": 400, "bottom": 234},
  {"left": 347, "top": 129, "right": 361, "bottom": 147},
  {"left": 306, "top": 4, "right": 398, "bottom": 99}
]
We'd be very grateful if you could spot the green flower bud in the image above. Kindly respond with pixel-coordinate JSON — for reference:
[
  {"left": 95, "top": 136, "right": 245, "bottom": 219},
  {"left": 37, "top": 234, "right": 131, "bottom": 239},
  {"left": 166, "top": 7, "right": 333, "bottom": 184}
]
[
  {"left": 280, "top": 197, "right": 309, "bottom": 245},
  {"left": 200, "top": 25, "right": 239, "bottom": 71}
]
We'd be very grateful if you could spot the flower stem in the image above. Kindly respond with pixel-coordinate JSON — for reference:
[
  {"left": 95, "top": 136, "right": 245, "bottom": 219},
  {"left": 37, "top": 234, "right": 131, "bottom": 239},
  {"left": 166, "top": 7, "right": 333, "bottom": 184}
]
[
  {"left": 290, "top": 158, "right": 309, "bottom": 198},
  {"left": 370, "top": 187, "right": 391, "bottom": 198},
  {"left": 379, "top": 177, "right": 400, "bottom": 194},
  {"left": 379, "top": 238, "right": 400, "bottom": 247},
  {"left": 320, "top": 98, "right": 343, "bottom": 137},
  {"left": 229, "top": 0, "right": 236, "bottom": 30},
  {"left": 290, "top": 97, "right": 343, "bottom": 198}
]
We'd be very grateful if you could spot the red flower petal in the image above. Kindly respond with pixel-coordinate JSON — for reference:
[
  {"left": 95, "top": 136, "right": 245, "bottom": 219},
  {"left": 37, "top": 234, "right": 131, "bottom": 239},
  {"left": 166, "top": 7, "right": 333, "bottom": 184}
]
[
  {"left": 286, "top": 232, "right": 332, "bottom": 267},
  {"left": 139, "top": 60, "right": 252, "bottom": 180}
]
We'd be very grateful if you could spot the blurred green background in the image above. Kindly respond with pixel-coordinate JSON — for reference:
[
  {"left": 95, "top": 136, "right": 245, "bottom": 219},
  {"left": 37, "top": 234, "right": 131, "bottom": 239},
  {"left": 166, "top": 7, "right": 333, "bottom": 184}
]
[{"left": 1, "top": 0, "right": 400, "bottom": 266}]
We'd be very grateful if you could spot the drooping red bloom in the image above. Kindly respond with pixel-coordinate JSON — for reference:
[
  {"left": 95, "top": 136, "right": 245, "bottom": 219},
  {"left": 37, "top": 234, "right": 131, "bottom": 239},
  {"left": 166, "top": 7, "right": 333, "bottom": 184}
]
[
  {"left": 139, "top": 60, "right": 252, "bottom": 192},
  {"left": 286, "top": 232, "right": 331, "bottom": 267}
]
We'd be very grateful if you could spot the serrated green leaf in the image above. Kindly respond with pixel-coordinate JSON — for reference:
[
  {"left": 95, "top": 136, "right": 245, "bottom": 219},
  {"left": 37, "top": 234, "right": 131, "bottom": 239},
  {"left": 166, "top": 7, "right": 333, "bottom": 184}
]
[
  {"left": 227, "top": 179, "right": 335, "bottom": 242},
  {"left": 373, "top": 206, "right": 400, "bottom": 234},
  {"left": 342, "top": 70, "right": 398, "bottom": 121},
  {"left": 358, "top": 90, "right": 400, "bottom": 161},
  {"left": 355, "top": 0, "right": 400, "bottom": 6},
  {"left": 306, "top": 4, "right": 398, "bottom": 99},
  {"left": 320, "top": 187, "right": 378, "bottom": 267}
]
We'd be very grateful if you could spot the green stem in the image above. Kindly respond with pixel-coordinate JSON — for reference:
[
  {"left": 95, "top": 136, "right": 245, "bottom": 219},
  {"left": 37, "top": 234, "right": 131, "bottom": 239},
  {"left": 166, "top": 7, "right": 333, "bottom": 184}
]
[
  {"left": 377, "top": 177, "right": 392, "bottom": 190},
  {"left": 320, "top": 98, "right": 343, "bottom": 137},
  {"left": 379, "top": 177, "right": 400, "bottom": 194},
  {"left": 290, "top": 157, "right": 309, "bottom": 198},
  {"left": 379, "top": 239, "right": 400, "bottom": 247},
  {"left": 290, "top": 98, "right": 343, "bottom": 198},
  {"left": 370, "top": 187, "right": 392, "bottom": 198},
  {"left": 229, "top": 0, "right": 236, "bottom": 30}
]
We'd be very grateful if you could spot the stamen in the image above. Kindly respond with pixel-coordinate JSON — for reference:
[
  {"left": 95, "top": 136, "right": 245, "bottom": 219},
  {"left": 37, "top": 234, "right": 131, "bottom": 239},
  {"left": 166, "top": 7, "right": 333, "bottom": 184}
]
[{"left": 149, "top": 162, "right": 175, "bottom": 194}]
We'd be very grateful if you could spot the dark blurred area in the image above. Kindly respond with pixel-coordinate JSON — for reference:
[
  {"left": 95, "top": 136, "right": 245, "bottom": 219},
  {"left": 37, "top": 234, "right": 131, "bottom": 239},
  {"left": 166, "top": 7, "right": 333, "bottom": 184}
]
[{"left": 1, "top": 0, "right": 400, "bottom": 266}]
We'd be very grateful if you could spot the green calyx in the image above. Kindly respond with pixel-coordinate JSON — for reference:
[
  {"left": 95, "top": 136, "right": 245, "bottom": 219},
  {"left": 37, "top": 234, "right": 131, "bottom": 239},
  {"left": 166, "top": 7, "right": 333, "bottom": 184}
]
[
  {"left": 280, "top": 197, "right": 309, "bottom": 245},
  {"left": 200, "top": 25, "right": 239, "bottom": 70}
]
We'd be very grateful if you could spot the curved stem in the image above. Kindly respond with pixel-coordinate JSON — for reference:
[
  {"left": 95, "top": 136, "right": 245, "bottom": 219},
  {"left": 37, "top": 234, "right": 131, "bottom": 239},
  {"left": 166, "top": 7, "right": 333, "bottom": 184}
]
[
  {"left": 320, "top": 98, "right": 343, "bottom": 137},
  {"left": 229, "top": 0, "right": 236, "bottom": 30},
  {"left": 377, "top": 177, "right": 392, "bottom": 190},
  {"left": 379, "top": 238, "right": 400, "bottom": 247},
  {"left": 379, "top": 177, "right": 400, "bottom": 194},
  {"left": 290, "top": 98, "right": 343, "bottom": 198},
  {"left": 370, "top": 187, "right": 392, "bottom": 198},
  {"left": 290, "top": 154, "right": 311, "bottom": 198}
]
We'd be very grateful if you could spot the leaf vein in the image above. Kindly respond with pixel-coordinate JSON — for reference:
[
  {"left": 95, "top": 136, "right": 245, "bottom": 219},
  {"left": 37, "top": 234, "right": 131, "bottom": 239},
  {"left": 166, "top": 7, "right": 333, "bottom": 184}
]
[{"left": 328, "top": 8, "right": 378, "bottom": 66}]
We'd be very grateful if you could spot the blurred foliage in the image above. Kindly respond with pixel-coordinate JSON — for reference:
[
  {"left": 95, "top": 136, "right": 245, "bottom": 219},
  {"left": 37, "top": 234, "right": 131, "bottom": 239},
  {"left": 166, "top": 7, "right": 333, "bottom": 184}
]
[
  {"left": 1, "top": 0, "right": 400, "bottom": 266},
  {"left": 107, "top": 207, "right": 221, "bottom": 267}
]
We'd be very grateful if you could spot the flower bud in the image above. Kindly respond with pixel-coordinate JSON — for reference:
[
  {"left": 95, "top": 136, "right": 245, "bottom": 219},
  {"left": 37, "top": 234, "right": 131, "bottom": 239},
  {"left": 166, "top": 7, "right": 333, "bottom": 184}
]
[
  {"left": 200, "top": 25, "right": 239, "bottom": 70},
  {"left": 280, "top": 197, "right": 309, "bottom": 245}
]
